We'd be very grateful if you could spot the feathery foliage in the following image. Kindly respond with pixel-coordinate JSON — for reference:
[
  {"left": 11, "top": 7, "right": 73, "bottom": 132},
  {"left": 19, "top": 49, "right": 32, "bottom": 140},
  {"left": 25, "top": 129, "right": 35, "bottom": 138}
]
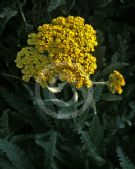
[
  {"left": 116, "top": 146, "right": 135, "bottom": 169},
  {"left": 0, "top": 139, "right": 35, "bottom": 169}
]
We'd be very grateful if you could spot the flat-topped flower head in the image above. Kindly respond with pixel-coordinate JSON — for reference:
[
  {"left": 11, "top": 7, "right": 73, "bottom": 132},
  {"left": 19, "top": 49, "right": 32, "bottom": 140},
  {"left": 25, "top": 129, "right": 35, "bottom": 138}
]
[
  {"left": 108, "top": 70, "right": 125, "bottom": 94},
  {"left": 15, "top": 16, "right": 98, "bottom": 88}
]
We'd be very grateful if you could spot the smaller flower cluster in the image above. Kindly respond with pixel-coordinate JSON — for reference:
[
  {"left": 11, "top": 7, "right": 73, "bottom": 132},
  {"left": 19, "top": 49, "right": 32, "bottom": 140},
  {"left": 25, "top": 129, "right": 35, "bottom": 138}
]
[{"left": 108, "top": 70, "right": 125, "bottom": 94}]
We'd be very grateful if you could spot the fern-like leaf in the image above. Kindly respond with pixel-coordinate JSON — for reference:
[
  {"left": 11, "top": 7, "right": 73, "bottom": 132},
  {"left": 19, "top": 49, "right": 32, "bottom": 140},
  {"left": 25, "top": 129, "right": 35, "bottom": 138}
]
[
  {"left": 89, "top": 116, "right": 104, "bottom": 149},
  {"left": 48, "top": 0, "right": 66, "bottom": 12},
  {"left": 78, "top": 129, "right": 105, "bottom": 166},
  {"left": 36, "top": 131, "right": 58, "bottom": 169},
  {"left": 0, "top": 139, "right": 35, "bottom": 169},
  {"left": 116, "top": 146, "right": 135, "bottom": 169},
  {"left": 0, "top": 87, "right": 40, "bottom": 129}
]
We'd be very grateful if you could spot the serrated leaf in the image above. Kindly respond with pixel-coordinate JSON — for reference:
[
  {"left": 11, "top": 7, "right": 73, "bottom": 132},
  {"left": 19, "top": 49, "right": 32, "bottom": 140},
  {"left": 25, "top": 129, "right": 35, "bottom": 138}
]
[
  {"left": 0, "top": 87, "right": 40, "bottom": 129},
  {"left": 78, "top": 129, "right": 105, "bottom": 166},
  {"left": 89, "top": 116, "right": 104, "bottom": 148},
  {"left": 0, "top": 139, "right": 35, "bottom": 169},
  {"left": 117, "top": 146, "right": 135, "bottom": 169},
  {"left": 36, "top": 131, "right": 58, "bottom": 169},
  {"left": 48, "top": 0, "right": 66, "bottom": 12}
]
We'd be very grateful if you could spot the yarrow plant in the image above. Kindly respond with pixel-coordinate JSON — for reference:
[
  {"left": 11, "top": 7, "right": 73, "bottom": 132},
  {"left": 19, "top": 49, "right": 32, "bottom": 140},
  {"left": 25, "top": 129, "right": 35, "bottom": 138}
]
[{"left": 15, "top": 16, "right": 125, "bottom": 118}]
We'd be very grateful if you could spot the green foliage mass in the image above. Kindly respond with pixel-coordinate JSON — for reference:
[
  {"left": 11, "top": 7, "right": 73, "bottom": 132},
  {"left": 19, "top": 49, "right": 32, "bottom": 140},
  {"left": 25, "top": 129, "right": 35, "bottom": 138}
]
[{"left": 0, "top": 0, "right": 135, "bottom": 169}]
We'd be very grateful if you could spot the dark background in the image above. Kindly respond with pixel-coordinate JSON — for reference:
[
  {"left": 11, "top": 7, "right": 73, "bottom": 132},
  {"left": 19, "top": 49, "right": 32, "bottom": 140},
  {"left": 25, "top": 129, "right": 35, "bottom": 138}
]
[{"left": 0, "top": 0, "right": 135, "bottom": 169}]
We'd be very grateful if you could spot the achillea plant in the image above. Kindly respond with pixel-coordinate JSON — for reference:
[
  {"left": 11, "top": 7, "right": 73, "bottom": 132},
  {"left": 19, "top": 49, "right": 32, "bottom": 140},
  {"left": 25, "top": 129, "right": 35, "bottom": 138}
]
[{"left": 15, "top": 16, "right": 125, "bottom": 95}]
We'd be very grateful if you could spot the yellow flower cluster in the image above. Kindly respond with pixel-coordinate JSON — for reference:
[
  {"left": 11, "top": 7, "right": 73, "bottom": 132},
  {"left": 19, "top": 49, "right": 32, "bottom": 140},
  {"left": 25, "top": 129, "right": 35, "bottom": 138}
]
[
  {"left": 108, "top": 70, "right": 125, "bottom": 94},
  {"left": 15, "top": 16, "right": 98, "bottom": 88}
]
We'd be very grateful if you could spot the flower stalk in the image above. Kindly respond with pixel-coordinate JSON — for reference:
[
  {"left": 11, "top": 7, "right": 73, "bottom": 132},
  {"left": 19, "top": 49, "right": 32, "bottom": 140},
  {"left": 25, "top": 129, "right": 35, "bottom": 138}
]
[{"left": 93, "top": 81, "right": 108, "bottom": 85}]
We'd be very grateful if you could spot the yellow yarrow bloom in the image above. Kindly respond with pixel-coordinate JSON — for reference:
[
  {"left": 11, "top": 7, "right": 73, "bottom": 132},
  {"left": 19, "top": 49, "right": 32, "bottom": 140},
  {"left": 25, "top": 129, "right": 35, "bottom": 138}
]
[
  {"left": 15, "top": 16, "right": 98, "bottom": 88},
  {"left": 108, "top": 70, "right": 125, "bottom": 94}
]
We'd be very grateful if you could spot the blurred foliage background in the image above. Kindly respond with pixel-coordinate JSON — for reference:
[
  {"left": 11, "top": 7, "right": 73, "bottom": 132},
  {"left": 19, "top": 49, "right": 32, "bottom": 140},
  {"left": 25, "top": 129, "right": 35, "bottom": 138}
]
[{"left": 0, "top": 0, "right": 135, "bottom": 169}]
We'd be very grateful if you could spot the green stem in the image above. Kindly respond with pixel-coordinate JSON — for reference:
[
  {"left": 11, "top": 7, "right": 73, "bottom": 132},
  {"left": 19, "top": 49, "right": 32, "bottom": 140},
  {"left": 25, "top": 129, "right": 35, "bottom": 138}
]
[
  {"left": 18, "top": 0, "right": 27, "bottom": 26},
  {"left": 93, "top": 81, "right": 108, "bottom": 85}
]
